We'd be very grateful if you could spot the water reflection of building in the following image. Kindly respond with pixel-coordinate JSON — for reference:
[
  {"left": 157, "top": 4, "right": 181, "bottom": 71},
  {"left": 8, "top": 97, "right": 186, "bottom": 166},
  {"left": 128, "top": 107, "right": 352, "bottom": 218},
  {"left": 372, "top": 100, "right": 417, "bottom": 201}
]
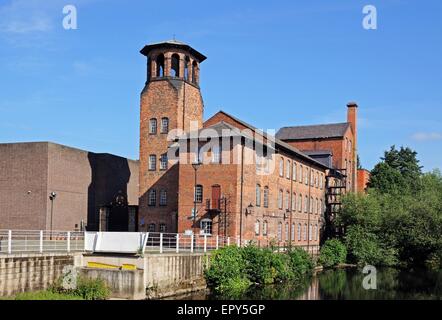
[{"left": 297, "top": 276, "right": 320, "bottom": 300}]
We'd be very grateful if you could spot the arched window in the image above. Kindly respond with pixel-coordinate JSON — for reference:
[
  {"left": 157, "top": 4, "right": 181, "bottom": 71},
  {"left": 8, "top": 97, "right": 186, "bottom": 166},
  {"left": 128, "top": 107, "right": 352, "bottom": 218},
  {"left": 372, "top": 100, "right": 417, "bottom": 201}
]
[
  {"left": 263, "top": 220, "right": 268, "bottom": 236},
  {"left": 297, "top": 223, "right": 301, "bottom": 241},
  {"left": 286, "top": 160, "right": 290, "bottom": 179},
  {"left": 299, "top": 165, "right": 303, "bottom": 183},
  {"left": 293, "top": 162, "right": 297, "bottom": 181},
  {"left": 192, "top": 61, "right": 198, "bottom": 84},
  {"left": 303, "top": 223, "right": 307, "bottom": 241},
  {"left": 292, "top": 193, "right": 296, "bottom": 211},
  {"left": 263, "top": 187, "right": 269, "bottom": 208},
  {"left": 149, "top": 118, "right": 157, "bottom": 134},
  {"left": 156, "top": 54, "right": 165, "bottom": 77},
  {"left": 184, "top": 56, "right": 190, "bottom": 80},
  {"left": 309, "top": 224, "right": 313, "bottom": 241},
  {"left": 285, "top": 222, "right": 289, "bottom": 241},
  {"left": 291, "top": 223, "right": 295, "bottom": 241},
  {"left": 171, "top": 54, "right": 180, "bottom": 77},
  {"left": 298, "top": 194, "right": 303, "bottom": 212},
  {"left": 194, "top": 185, "right": 203, "bottom": 203},
  {"left": 256, "top": 184, "right": 261, "bottom": 207},
  {"left": 279, "top": 158, "right": 284, "bottom": 177},
  {"left": 161, "top": 117, "right": 169, "bottom": 133},
  {"left": 310, "top": 196, "right": 314, "bottom": 213},
  {"left": 285, "top": 191, "right": 290, "bottom": 210},
  {"left": 255, "top": 220, "right": 260, "bottom": 236},
  {"left": 147, "top": 57, "right": 151, "bottom": 81},
  {"left": 304, "top": 195, "right": 308, "bottom": 213},
  {"left": 314, "top": 224, "right": 318, "bottom": 241},
  {"left": 277, "top": 222, "right": 282, "bottom": 241},
  {"left": 278, "top": 190, "right": 283, "bottom": 209}
]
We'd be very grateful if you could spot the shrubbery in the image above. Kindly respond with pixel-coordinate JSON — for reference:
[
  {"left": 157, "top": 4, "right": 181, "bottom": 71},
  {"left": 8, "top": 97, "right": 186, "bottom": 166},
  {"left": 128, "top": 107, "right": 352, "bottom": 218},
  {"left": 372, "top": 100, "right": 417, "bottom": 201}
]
[
  {"left": 318, "top": 239, "right": 347, "bottom": 268},
  {"left": 204, "top": 245, "right": 314, "bottom": 294}
]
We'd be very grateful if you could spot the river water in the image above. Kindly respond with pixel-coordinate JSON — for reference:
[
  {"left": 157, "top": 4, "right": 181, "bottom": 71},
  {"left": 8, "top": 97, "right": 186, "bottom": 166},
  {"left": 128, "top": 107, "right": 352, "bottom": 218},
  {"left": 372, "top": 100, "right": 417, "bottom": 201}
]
[{"left": 175, "top": 268, "right": 442, "bottom": 300}]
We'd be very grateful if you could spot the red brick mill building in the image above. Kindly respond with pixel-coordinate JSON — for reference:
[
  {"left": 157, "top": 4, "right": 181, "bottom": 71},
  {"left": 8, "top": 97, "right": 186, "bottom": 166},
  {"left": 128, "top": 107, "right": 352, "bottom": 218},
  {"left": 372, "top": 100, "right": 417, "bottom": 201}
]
[{"left": 138, "top": 40, "right": 365, "bottom": 251}]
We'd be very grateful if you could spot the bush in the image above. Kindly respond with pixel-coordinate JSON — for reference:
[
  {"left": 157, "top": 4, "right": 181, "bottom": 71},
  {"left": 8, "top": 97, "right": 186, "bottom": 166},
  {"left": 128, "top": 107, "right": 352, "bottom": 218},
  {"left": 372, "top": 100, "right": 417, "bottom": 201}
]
[
  {"left": 13, "top": 291, "right": 83, "bottom": 300},
  {"left": 73, "top": 277, "right": 110, "bottom": 300},
  {"left": 241, "top": 246, "right": 277, "bottom": 284},
  {"left": 319, "top": 239, "right": 347, "bottom": 268},
  {"left": 287, "top": 248, "right": 314, "bottom": 279},
  {"left": 205, "top": 246, "right": 250, "bottom": 294}
]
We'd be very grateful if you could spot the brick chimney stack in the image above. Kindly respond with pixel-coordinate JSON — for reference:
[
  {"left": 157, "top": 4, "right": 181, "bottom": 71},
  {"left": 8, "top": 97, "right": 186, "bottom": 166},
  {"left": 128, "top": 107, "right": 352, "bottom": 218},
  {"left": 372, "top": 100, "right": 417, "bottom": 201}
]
[{"left": 347, "top": 102, "right": 358, "bottom": 192}]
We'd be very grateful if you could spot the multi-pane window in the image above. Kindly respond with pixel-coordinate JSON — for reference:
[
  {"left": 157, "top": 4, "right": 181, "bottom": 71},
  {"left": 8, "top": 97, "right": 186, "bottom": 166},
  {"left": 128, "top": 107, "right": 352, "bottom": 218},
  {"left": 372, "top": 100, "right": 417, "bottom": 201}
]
[
  {"left": 160, "top": 190, "right": 167, "bottom": 206},
  {"left": 320, "top": 174, "right": 323, "bottom": 189},
  {"left": 160, "top": 117, "right": 169, "bottom": 133},
  {"left": 304, "top": 196, "right": 308, "bottom": 213},
  {"left": 292, "top": 193, "right": 296, "bottom": 211},
  {"left": 148, "top": 223, "right": 155, "bottom": 232},
  {"left": 305, "top": 168, "right": 309, "bottom": 185},
  {"left": 148, "top": 189, "right": 156, "bottom": 206},
  {"left": 310, "top": 170, "right": 314, "bottom": 186},
  {"left": 278, "top": 190, "right": 283, "bottom": 209},
  {"left": 315, "top": 198, "right": 318, "bottom": 214},
  {"left": 298, "top": 223, "right": 301, "bottom": 241},
  {"left": 310, "top": 196, "right": 314, "bottom": 213},
  {"left": 293, "top": 162, "right": 297, "bottom": 181},
  {"left": 256, "top": 184, "right": 261, "bottom": 207},
  {"left": 285, "top": 223, "right": 289, "bottom": 241},
  {"left": 160, "top": 153, "right": 168, "bottom": 170},
  {"left": 298, "top": 194, "right": 303, "bottom": 212},
  {"left": 299, "top": 165, "right": 303, "bottom": 183},
  {"left": 303, "top": 224, "right": 307, "bottom": 241},
  {"left": 194, "top": 185, "right": 203, "bottom": 203},
  {"left": 279, "top": 158, "right": 284, "bottom": 177},
  {"left": 159, "top": 224, "right": 166, "bottom": 233},
  {"left": 277, "top": 222, "right": 282, "bottom": 241},
  {"left": 286, "top": 160, "right": 290, "bottom": 179},
  {"left": 309, "top": 224, "right": 313, "bottom": 241},
  {"left": 149, "top": 118, "right": 157, "bottom": 134},
  {"left": 263, "top": 221, "right": 268, "bottom": 236},
  {"left": 255, "top": 220, "right": 260, "bottom": 236},
  {"left": 285, "top": 191, "right": 290, "bottom": 210},
  {"left": 291, "top": 223, "right": 295, "bottom": 241},
  {"left": 149, "top": 155, "right": 156, "bottom": 171},
  {"left": 263, "top": 187, "right": 269, "bottom": 208},
  {"left": 201, "top": 219, "right": 213, "bottom": 235},
  {"left": 212, "top": 145, "right": 220, "bottom": 163},
  {"left": 314, "top": 225, "right": 318, "bottom": 241}
]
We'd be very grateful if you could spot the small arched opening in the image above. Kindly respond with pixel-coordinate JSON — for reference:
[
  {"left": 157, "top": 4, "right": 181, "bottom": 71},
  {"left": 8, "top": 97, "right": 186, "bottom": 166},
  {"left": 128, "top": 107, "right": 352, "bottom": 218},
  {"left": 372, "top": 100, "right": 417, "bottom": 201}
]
[
  {"left": 156, "top": 54, "right": 165, "bottom": 77},
  {"left": 171, "top": 53, "right": 180, "bottom": 77}
]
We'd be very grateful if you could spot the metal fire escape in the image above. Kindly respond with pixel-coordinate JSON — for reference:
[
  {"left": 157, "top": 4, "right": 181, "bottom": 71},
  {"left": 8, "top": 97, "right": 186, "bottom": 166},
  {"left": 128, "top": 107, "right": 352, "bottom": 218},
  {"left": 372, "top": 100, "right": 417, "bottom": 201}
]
[
  {"left": 324, "top": 168, "right": 347, "bottom": 239},
  {"left": 205, "top": 197, "right": 230, "bottom": 238}
]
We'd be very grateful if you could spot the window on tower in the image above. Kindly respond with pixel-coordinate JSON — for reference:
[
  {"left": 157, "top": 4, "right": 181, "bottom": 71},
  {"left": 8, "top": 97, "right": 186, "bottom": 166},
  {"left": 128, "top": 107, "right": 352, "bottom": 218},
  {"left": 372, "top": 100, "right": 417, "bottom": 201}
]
[
  {"left": 184, "top": 56, "right": 190, "bottom": 81},
  {"left": 149, "top": 155, "right": 156, "bottom": 171},
  {"left": 156, "top": 54, "right": 165, "bottom": 77},
  {"left": 171, "top": 54, "right": 180, "bottom": 77},
  {"left": 161, "top": 117, "right": 169, "bottom": 133},
  {"left": 149, "top": 118, "right": 157, "bottom": 134}
]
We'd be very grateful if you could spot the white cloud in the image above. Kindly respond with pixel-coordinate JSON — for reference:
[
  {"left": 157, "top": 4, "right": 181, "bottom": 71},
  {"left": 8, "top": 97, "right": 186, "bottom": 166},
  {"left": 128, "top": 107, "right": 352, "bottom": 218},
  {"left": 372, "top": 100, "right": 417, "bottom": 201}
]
[
  {"left": 411, "top": 132, "right": 442, "bottom": 142},
  {"left": 0, "top": 0, "right": 54, "bottom": 35}
]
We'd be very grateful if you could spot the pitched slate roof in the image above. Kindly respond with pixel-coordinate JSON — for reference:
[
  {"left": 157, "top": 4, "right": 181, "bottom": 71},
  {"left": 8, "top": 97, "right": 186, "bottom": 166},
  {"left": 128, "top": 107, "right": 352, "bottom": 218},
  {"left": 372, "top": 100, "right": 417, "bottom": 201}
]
[{"left": 276, "top": 123, "right": 351, "bottom": 140}]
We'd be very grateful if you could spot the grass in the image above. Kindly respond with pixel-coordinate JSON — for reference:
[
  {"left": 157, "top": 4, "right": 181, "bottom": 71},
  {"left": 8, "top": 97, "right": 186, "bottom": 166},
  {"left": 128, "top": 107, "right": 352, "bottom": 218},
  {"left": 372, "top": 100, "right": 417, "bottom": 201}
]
[{"left": 1, "top": 291, "right": 84, "bottom": 300}]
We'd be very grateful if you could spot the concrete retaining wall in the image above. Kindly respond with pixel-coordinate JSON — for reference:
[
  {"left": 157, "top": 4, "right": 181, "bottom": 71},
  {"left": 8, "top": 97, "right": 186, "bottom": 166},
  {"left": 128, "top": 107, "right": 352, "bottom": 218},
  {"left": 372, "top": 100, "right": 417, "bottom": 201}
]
[
  {"left": 144, "top": 253, "right": 209, "bottom": 299},
  {"left": 0, "top": 253, "right": 80, "bottom": 297}
]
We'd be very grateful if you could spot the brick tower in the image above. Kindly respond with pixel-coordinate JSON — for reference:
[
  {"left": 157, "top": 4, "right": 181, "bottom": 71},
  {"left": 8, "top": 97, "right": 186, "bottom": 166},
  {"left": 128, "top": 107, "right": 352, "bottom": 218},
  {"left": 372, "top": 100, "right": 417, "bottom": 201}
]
[{"left": 138, "top": 40, "right": 206, "bottom": 233}]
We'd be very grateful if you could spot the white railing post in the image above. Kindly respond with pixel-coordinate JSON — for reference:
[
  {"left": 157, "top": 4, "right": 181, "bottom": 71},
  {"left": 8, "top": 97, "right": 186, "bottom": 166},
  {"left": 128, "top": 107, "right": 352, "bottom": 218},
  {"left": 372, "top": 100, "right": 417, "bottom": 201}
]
[
  {"left": 216, "top": 235, "right": 219, "bottom": 250},
  {"left": 190, "top": 234, "right": 194, "bottom": 253},
  {"left": 176, "top": 234, "right": 180, "bottom": 253},
  {"left": 227, "top": 237, "right": 230, "bottom": 246},
  {"left": 237, "top": 237, "right": 240, "bottom": 247},
  {"left": 40, "top": 230, "right": 43, "bottom": 253},
  {"left": 83, "top": 231, "right": 87, "bottom": 252},
  {"left": 67, "top": 231, "right": 71, "bottom": 253},
  {"left": 204, "top": 235, "right": 207, "bottom": 253},
  {"left": 8, "top": 230, "right": 12, "bottom": 254},
  {"left": 159, "top": 233, "right": 163, "bottom": 254}
]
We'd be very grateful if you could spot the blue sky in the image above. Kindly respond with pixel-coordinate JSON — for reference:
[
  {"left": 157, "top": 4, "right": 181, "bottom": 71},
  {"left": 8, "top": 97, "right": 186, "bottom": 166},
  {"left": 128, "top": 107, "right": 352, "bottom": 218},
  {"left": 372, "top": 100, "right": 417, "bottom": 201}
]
[{"left": 0, "top": 0, "right": 441, "bottom": 171}]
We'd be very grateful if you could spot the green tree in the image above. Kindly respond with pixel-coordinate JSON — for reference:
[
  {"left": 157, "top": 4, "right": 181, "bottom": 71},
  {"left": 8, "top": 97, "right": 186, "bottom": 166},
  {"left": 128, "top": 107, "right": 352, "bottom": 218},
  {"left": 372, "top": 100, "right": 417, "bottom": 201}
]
[{"left": 369, "top": 145, "right": 422, "bottom": 193}]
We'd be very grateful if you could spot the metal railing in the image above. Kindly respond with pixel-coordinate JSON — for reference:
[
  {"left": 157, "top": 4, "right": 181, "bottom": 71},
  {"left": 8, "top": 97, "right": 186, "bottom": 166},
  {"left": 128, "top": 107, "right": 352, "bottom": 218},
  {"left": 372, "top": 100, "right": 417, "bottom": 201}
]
[
  {"left": 0, "top": 230, "right": 84, "bottom": 254},
  {"left": 0, "top": 229, "right": 319, "bottom": 256},
  {"left": 143, "top": 232, "right": 240, "bottom": 254}
]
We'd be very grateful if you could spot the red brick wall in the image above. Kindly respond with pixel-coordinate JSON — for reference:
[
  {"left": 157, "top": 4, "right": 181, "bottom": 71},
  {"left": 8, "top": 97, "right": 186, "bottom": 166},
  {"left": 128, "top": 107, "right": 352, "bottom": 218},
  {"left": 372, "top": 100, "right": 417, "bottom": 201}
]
[{"left": 357, "top": 169, "right": 370, "bottom": 193}]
